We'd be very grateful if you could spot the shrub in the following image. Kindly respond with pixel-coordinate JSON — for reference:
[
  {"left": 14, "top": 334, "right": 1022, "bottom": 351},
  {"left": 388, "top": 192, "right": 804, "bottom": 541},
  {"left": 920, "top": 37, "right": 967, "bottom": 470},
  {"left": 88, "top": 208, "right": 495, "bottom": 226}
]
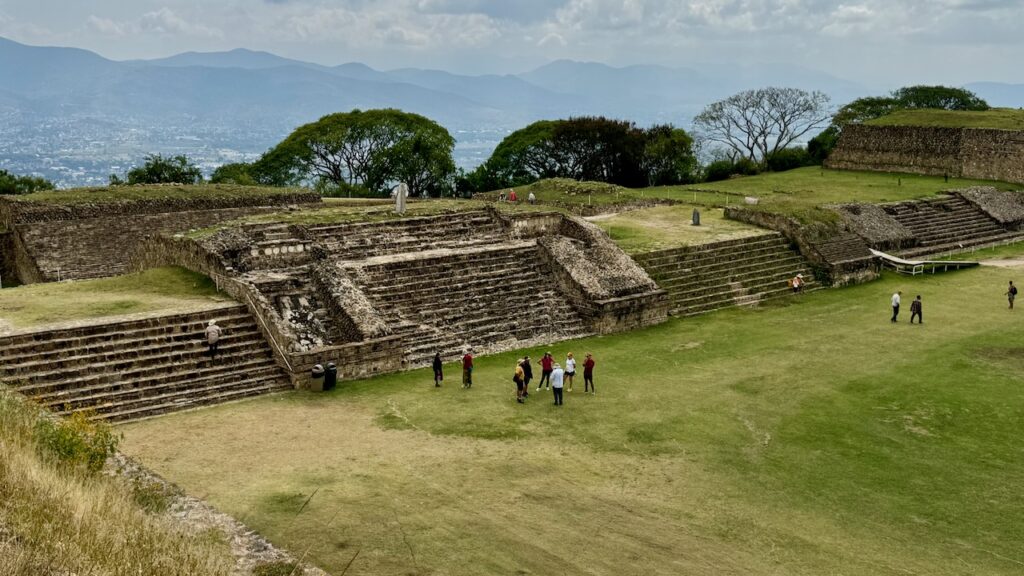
[
  {"left": 253, "top": 561, "right": 300, "bottom": 576},
  {"left": 766, "top": 147, "right": 815, "bottom": 172},
  {"left": 0, "top": 169, "right": 55, "bottom": 195},
  {"left": 703, "top": 158, "right": 760, "bottom": 182},
  {"left": 113, "top": 154, "right": 203, "bottom": 185},
  {"left": 33, "top": 411, "right": 120, "bottom": 473}
]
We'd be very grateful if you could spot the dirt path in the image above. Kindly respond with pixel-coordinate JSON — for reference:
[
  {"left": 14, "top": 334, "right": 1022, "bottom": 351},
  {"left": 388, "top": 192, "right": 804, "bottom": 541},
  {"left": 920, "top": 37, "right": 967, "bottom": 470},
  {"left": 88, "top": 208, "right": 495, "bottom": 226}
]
[{"left": 980, "top": 258, "right": 1024, "bottom": 268}]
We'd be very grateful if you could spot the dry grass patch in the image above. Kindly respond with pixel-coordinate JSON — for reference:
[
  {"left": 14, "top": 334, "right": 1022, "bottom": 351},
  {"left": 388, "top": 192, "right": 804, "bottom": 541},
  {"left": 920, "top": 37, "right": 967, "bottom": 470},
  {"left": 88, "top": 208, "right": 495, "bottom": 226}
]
[{"left": 592, "top": 205, "right": 766, "bottom": 254}]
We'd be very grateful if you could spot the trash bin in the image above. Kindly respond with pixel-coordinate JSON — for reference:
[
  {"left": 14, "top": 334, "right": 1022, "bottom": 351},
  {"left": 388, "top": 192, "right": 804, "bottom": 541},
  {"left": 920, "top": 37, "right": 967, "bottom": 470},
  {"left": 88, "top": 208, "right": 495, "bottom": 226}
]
[
  {"left": 324, "top": 362, "right": 338, "bottom": 391},
  {"left": 310, "top": 364, "right": 325, "bottom": 392}
]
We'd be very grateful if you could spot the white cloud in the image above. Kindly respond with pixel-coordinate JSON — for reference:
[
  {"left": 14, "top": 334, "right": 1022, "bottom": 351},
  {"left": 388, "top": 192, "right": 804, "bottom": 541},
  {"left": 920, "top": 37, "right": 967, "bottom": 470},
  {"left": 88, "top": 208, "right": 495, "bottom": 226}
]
[{"left": 87, "top": 8, "right": 223, "bottom": 39}]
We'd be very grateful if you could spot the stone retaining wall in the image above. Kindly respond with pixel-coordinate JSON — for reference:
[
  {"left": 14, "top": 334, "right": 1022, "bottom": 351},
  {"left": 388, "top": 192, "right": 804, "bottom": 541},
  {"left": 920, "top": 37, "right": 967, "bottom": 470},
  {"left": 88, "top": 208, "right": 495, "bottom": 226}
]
[
  {"left": 724, "top": 207, "right": 878, "bottom": 286},
  {"left": 826, "top": 124, "right": 1024, "bottom": 184}
]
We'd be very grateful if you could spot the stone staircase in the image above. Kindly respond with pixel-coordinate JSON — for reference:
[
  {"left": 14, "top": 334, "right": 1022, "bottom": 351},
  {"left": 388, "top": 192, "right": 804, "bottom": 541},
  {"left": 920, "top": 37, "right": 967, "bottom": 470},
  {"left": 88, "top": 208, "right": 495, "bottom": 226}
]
[
  {"left": 888, "top": 195, "right": 1020, "bottom": 258},
  {"left": 0, "top": 305, "right": 291, "bottom": 422},
  {"left": 306, "top": 210, "right": 507, "bottom": 259},
  {"left": 350, "top": 243, "right": 591, "bottom": 367},
  {"left": 634, "top": 233, "right": 817, "bottom": 317}
]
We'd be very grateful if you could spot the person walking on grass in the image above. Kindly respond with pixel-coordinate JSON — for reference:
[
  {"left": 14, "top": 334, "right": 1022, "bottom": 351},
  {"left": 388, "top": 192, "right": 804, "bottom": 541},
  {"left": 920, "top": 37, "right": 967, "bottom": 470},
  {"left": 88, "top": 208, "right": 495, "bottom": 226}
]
[
  {"left": 514, "top": 359, "right": 526, "bottom": 403},
  {"left": 432, "top": 352, "right": 443, "bottom": 387},
  {"left": 1007, "top": 281, "right": 1017, "bottom": 309},
  {"left": 462, "top": 350, "right": 474, "bottom": 389},
  {"left": 537, "top": 352, "right": 554, "bottom": 391},
  {"left": 565, "top": 352, "right": 576, "bottom": 392},
  {"left": 583, "top": 353, "right": 596, "bottom": 395},
  {"left": 891, "top": 291, "right": 902, "bottom": 323},
  {"left": 551, "top": 362, "right": 565, "bottom": 406},
  {"left": 204, "top": 320, "right": 222, "bottom": 360},
  {"left": 910, "top": 295, "right": 923, "bottom": 324},
  {"left": 521, "top": 355, "right": 533, "bottom": 397}
]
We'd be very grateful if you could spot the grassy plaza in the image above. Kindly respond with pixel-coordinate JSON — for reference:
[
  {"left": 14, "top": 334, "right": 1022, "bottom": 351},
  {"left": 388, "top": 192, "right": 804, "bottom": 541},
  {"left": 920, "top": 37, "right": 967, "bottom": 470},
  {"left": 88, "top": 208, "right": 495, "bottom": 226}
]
[{"left": 121, "top": 264, "right": 1024, "bottom": 575}]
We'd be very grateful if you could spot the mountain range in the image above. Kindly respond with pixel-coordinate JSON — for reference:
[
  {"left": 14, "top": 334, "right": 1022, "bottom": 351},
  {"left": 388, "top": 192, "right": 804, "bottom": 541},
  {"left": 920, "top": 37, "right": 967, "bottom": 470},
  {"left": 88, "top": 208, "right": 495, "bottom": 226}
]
[{"left": 0, "top": 36, "right": 1021, "bottom": 187}]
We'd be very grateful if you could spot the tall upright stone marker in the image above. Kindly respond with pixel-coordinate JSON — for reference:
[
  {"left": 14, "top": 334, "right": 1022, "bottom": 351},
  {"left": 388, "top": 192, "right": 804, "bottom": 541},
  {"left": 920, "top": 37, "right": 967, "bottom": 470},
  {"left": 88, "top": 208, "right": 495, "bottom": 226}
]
[{"left": 394, "top": 182, "right": 409, "bottom": 215}]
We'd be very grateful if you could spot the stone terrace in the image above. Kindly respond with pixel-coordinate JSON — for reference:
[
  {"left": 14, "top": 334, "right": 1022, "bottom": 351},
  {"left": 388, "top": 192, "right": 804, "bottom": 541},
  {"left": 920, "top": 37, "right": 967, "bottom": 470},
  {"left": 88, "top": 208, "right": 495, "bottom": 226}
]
[
  {"left": 0, "top": 305, "right": 290, "bottom": 422},
  {"left": 634, "top": 233, "right": 817, "bottom": 316},
  {"left": 885, "top": 194, "right": 1022, "bottom": 258}
]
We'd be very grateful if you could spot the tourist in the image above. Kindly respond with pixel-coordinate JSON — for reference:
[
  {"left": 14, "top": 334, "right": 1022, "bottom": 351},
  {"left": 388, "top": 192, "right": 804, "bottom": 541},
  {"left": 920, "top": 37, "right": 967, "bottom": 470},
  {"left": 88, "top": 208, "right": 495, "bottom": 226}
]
[
  {"left": 204, "top": 320, "right": 222, "bottom": 360},
  {"left": 432, "top": 352, "right": 443, "bottom": 387},
  {"left": 790, "top": 273, "right": 804, "bottom": 294},
  {"left": 910, "top": 295, "right": 923, "bottom": 324},
  {"left": 508, "top": 189, "right": 518, "bottom": 202},
  {"left": 891, "top": 291, "right": 901, "bottom": 323},
  {"left": 462, "top": 350, "right": 474, "bottom": 389},
  {"left": 1007, "top": 281, "right": 1017, "bottom": 309},
  {"left": 528, "top": 191, "right": 536, "bottom": 205},
  {"left": 498, "top": 190, "right": 506, "bottom": 202},
  {"left": 537, "top": 352, "right": 554, "bottom": 391},
  {"left": 521, "top": 355, "right": 533, "bottom": 397},
  {"left": 565, "top": 352, "right": 576, "bottom": 392},
  {"left": 514, "top": 359, "right": 526, "bottom": 403},
  {"left": 583, "top": 353, "right": 596, "bottom": 394},
  {"left": 551, "top": 362, "right": 565, "bottom": 406}
]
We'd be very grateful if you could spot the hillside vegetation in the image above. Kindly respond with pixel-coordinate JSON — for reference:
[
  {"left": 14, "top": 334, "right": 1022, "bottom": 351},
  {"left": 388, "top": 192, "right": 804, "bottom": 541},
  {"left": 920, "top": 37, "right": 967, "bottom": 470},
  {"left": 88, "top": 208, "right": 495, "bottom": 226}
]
[
  {"left": 866, "top": 107, "right": 1024, "bottom": 131},
  {"left": 0, "top": 389, "right": 233, "bottom": 575}
]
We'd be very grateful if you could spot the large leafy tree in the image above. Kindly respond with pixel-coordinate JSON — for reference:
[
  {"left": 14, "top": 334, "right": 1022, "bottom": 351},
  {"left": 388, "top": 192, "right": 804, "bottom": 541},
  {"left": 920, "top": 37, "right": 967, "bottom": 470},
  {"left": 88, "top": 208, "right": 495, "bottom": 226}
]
[
  {"left": 693, "top": 87, "right": 831, "bottom": 167},
  {"left": 112, "top": 154, "right": 203, "bottom": 185},
  {"left": 0, "top": 170, "right": 54, "bottom": 195},
  {"left": 257, "top": 109, "right": 456, "bottom": 197},
  {"left": 470, "top": 117, "right": 696, "bottom": 189},
  {"left": 832, "top": 86, "right": 989, "bottom": 128}
]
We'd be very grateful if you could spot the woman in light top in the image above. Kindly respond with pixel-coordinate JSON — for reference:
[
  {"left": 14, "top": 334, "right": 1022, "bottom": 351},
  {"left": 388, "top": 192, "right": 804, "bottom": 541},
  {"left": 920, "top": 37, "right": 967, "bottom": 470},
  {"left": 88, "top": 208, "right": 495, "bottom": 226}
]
[{"left": 564, "top": 352, "right": 576, "bottom": 392}]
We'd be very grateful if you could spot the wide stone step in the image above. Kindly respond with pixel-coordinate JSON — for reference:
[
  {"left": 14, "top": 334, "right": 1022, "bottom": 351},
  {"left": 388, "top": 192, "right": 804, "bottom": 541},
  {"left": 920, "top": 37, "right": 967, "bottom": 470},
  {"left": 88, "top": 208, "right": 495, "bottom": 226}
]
[
  {"left": 57, "top": 368, "right": 288, "bottom": 414},
  {"left": 0, "top": 306, "right": 250, "bottom": 353},
  {"left": 634, "top": 235, "right": 787, "bottom": 267},
  {"left": 358, "top": 245, "right": 536, "bottom": 274},
  {"left": 96, "top": 380, "right": 292, "bottom": 423},
  {"left": 642, "top": 243, "right": 796, "bottom": 278},
  {"left": 667, "top": 266, "right": 814, "bottom": 303},
  {"left": 2, "top": 320, "right": 259, "bottom": 367},
  {"left": 673, "top": 285, "right": 822, "bottom": 317},
  {"left": 30, "top": 356, "right": 281, "bottom": 404},
  {"left": 655, "top": 253, "right": 805, "bottom": 287}
]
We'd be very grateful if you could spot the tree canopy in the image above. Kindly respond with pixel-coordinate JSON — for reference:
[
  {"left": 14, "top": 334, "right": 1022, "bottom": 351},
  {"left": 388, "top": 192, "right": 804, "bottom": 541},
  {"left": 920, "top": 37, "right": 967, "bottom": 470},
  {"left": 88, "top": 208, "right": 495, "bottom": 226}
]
[
  {"left": 469, "top": 117, "right": 697, "bottom": 190},
  {"left": 693, "top": 87, "right": 831, "bottom": 168},
  {"left": 255, "top": 109, "right": 456, "bottom": 197},
  {"left": 833, "top": 85, "right": 989, "bottom": 127},
  {"left": 111, "top": 154, "right": 203, "bottom": 185},
  {"left": 0, "top": 170, "right": 55, "bottom": 195}
]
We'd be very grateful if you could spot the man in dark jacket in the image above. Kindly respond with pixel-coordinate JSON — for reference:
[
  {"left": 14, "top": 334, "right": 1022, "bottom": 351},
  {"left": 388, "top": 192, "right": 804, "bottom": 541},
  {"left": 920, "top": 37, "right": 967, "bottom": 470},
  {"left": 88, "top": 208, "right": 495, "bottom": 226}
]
[
  {"left": 910, "top": 295, "right": 923, "bottom": 324},
  {"left": 521, "top": 356, "right": 533, "bottom": 397}
]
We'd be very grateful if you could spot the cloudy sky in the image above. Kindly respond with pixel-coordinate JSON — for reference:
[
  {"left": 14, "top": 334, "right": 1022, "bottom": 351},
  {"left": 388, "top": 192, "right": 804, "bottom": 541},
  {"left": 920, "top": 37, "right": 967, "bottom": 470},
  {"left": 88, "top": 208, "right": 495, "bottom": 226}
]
[{"left": 1, "top": 0, "right": 1021, "bottom": 87}]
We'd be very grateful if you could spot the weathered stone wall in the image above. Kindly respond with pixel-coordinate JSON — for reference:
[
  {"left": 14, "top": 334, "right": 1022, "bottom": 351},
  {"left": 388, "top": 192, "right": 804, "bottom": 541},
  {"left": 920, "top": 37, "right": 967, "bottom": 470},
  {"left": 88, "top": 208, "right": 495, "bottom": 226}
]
[
  {"left": 826, "top": 124, "right": 1024, "bottom": 184},
  {"left": 17, "top": 207, "right": 285, "bottom": 282},
  {"left": 0, "top": 231, "right": 14, "bottom": 285},
  {"left": 959, "top": 187, "right": 1024, "bottom": 228},
  {"left": 724, "top": 207, "right": 879, "bottom": 286},
  {"left": 829, "top": 203, "right": 916, "bottom": 250}
]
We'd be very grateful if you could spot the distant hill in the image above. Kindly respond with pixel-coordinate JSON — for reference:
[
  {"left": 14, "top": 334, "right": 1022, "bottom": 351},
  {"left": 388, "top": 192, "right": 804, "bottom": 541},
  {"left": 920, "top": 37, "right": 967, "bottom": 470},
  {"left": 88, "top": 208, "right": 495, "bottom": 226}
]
[{"left": 140, "top": 48, "right": 324, "bottom": 71}]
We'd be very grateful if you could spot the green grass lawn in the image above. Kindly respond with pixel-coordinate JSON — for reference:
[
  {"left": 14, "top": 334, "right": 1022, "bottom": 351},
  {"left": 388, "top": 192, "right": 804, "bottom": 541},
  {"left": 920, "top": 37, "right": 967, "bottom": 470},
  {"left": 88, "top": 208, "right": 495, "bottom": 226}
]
[
  {"left": 6, "top": 184, "right": 312, "bottom": 204},
  {"left": 866, "top": 108, "right": 1024, "bottom": 131},
  {"left": 0, "top": 267, "right": 229, "bottom": 333},
  {"left": 121, "top": 265, "right": 1024, "bottom": 575},
  {"left": 593, "top": 205, "right": 767, "bottom": 254},
  {"left": 490, "top": 169, "right": 1018, "bottom": 225}
]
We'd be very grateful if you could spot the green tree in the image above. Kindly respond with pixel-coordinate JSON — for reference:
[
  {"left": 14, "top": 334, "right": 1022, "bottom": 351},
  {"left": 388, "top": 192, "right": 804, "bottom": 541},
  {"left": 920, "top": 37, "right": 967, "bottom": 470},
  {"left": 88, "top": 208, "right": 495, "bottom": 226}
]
[
  {"left": 807, "top": 125, "right": 840, "bottom": 164},
  {"left": 209, "top": 162, "right": 256, "bottom": 185},
  {"left": 259, "top": 109, "right": 456, "bottom": 197},
  {"left": 113, "top": 154, "right": 203, "bottom": 185},
  {"left": 0, "top": 170, "right": 55, "bottom": 195},
  {"left": 694, "top": 87, "right": 831, "bottom": 167},
  {"left": 832, "top": 96, "right": 901, "bottom": 127},
  {"left": 470, "top": 118, "right": 696, "bottom": 190},
  {"left": 891, "top": 85, "right": 989, "bottom": 111}
]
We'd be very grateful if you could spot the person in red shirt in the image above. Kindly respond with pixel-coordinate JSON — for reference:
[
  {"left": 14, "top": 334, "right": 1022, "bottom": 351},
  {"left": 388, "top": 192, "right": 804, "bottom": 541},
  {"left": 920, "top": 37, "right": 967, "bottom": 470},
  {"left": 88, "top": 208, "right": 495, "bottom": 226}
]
[
  {"left": 537, "top": 352, "right": 554, "bottom": 391},
  {"left": 583, "top": 353, "right": 596, "bottom": 395},
  {"left": 508, "top": 189, "right": 518, "bottom": 202},
  {"left": 462, "top": 351, "right": 474, "bottom": 389}
]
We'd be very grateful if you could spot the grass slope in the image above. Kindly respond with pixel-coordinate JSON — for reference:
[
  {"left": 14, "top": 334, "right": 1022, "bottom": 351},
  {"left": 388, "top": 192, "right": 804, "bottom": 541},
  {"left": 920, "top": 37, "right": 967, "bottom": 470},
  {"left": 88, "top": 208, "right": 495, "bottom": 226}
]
[
  {"left": 866, "top": 108, "right": 1024, "bottom": 131},
  {"left": 0, "top": 267, "right": 228, "bottom": 332},
  {"left": 122, "top": 265, "right": 1024, "bottom": 575}
]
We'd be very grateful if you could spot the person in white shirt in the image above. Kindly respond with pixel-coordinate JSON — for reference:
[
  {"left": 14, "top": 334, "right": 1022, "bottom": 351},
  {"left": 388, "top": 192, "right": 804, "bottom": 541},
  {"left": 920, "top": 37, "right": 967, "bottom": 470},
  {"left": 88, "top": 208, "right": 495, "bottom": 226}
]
[
  {"left": 528, "top": 191, "right": 536, "bottom": 205},
  {"left": 550, "top": 363, "right": 565, "bottom": 406},
  {"left": 891, "top": 291, "right": 902, "bottom": 323},
  {"left": 564, "top": 352, "right": 576, "bottom": 392}
]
